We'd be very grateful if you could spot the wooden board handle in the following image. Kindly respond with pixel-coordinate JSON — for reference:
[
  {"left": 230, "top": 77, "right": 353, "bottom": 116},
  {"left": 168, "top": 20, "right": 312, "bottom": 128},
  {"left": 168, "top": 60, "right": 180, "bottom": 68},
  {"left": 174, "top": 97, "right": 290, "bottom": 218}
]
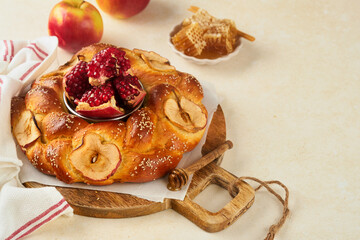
[
  {"left": 167, "top": 140, "right": 233, "bottom": 191},
  {"left": 171, "top": 162, "right": 255, "bottom": 232}
]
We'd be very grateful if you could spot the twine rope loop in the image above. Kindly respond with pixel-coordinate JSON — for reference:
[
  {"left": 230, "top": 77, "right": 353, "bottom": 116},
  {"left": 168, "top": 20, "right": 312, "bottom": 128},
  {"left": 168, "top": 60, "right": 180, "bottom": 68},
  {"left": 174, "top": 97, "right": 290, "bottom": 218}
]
[{"left": 232, "top": 176, "right": 290, "bottom": 240}]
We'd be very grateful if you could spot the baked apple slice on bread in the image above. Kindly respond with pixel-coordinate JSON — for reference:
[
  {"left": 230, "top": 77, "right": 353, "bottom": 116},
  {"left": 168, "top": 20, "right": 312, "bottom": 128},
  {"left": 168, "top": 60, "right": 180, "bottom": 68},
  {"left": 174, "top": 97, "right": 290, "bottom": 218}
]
[
  {"left": 13, "top": 110, "right": 41, "bottom": 148},
  {"left": 70, "top": 132, "right": 121, "bottom": 181},
  {"left": 164, "top": 96, "right": 207, "bottom": 133}
]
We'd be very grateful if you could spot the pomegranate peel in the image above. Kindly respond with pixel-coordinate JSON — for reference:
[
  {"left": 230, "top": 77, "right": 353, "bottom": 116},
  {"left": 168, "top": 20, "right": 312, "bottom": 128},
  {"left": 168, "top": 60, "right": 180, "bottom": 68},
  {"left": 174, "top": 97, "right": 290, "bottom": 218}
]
[{"left": 76, "top": 96, "right": 125, "bottom": 119}]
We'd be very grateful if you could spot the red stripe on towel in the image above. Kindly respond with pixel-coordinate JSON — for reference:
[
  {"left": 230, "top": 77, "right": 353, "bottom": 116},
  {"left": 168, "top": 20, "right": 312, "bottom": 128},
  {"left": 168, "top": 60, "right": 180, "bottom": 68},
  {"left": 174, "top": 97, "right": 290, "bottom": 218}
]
[
  {"left": 26, "top": 46, "right": 45, "bottom": 61},
  {"left": 10, "top": 40, "right": 14, "bottom": 61},
  {"left": 30, "top": 43, "right": 48, "bottom": 57},
  {"left": 19, "top": 62, "right": 41, "bottom": 81},
  {"left": 15, "top": 203, "right": 71, "bottom": 240},
  {"left": 5, "top": 199, "right": 68, "bottom": 240},
  {"left": 3, "top": 40, "right": 8, "bottom": 61}
]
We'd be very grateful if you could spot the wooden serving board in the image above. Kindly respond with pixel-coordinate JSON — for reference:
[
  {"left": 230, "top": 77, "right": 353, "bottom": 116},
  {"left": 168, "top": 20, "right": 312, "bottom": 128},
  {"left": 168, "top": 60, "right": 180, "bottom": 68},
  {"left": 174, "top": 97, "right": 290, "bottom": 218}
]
[{"left": 25, "top": 105, "right": 255, "bottom": 232}]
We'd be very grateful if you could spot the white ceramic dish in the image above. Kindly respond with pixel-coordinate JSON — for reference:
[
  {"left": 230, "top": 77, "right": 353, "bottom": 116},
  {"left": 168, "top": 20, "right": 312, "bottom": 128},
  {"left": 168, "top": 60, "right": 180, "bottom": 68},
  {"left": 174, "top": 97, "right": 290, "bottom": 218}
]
[{"left": 168, "top": 23, "right": 243, "bottom": 65}]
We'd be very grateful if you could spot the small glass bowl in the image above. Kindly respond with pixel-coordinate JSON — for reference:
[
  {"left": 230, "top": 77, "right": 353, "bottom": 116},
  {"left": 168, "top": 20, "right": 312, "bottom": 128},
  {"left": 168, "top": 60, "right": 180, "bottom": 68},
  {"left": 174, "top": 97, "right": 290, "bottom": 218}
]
[
  {"left": 168, "top": 23, "right": 243, "bottom": 65},
  {"left": 63, "top": 92, "right": 145, "bottom": 123}
]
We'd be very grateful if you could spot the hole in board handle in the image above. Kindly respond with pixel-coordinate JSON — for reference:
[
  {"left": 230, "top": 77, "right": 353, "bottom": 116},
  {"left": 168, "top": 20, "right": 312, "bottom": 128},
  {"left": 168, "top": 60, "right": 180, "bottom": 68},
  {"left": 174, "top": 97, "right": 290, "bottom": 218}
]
[{"left": 193, "top": 183, "right": 233, "bottom": 213}]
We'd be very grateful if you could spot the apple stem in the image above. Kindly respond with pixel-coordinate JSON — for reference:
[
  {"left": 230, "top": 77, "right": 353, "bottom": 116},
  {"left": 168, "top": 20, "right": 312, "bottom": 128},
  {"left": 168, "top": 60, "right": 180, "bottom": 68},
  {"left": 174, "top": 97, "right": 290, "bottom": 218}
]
[{"left": 64, "top": 0, "right": 84, "bottom": 8}]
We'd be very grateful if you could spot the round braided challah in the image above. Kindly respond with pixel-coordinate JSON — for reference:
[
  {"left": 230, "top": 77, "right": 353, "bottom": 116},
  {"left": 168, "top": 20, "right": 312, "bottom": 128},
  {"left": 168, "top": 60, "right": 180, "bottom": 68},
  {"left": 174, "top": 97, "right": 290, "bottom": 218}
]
[{"left": 10, "top": 43, "right": 208, "bottom": 185}]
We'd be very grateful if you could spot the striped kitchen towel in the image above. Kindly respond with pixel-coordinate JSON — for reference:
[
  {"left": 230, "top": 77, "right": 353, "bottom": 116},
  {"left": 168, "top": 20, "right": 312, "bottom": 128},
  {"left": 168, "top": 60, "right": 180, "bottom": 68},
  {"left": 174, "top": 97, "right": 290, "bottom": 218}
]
[{"left": 0, "top": 36, "right": 73, "bottom": 240}]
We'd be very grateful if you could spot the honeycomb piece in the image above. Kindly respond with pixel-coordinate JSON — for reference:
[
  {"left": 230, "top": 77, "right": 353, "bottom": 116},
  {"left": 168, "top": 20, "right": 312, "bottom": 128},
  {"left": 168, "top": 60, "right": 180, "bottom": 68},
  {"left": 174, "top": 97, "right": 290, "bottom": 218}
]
[
  {"left": 172, "top": 7, "right": 254, "bottom": 58},
  {"left": 183, "top": 9, "right": 215, "bottom": 28},
  {"left": 171, "top": 23, "right": 207, "bottom": 56},
  {"left": 204, "top": 21, "right": 237, "bottom": 53}
]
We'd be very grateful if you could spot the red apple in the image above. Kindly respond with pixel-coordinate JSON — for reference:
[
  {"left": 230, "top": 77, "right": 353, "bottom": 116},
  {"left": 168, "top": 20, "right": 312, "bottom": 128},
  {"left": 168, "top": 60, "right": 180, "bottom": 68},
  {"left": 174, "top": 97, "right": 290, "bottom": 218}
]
[
  {"left": 96, "top": 0, "right": 150, "bottom": 19},
  {"left": 48, "top": 0, "right": 103, "bottom": 53}
]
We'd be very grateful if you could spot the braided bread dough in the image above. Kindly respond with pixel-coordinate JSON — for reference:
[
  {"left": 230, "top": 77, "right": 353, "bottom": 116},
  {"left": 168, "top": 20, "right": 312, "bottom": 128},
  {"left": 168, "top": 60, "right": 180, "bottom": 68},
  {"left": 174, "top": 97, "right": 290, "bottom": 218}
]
[{"left": 11, "top": 43, "right": 208, "bottom": 185}]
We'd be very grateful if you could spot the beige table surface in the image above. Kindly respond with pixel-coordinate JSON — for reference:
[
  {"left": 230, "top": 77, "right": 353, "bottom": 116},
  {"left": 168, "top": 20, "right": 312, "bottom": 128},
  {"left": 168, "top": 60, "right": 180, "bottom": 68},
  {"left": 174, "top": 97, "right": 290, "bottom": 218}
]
[{"left": 1, "top": 0, "right": 360, "bottom": 239}]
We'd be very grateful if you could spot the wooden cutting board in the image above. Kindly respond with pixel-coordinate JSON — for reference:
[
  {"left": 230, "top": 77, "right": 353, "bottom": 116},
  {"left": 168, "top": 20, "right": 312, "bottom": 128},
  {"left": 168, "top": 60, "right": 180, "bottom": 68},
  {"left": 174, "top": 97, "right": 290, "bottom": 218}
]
[{"left": 24, "top": 105, "right": 255, "bottom": 232}]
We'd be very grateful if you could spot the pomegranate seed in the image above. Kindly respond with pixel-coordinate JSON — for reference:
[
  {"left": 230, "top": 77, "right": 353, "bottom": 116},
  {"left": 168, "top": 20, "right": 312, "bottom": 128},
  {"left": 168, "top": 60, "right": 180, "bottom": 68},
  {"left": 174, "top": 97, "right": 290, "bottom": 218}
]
[
  {"left": 112, "top": 75, "right": 146, "bottom": 107},
  {"left": 78, "top": 81, "right": 115, "bottom": 107},
  {"left": 64, "top": 61, "right": 91, "bottom": 100},
  {"left": 87, "top": 47, "right": 130, "bottom": 85}
]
